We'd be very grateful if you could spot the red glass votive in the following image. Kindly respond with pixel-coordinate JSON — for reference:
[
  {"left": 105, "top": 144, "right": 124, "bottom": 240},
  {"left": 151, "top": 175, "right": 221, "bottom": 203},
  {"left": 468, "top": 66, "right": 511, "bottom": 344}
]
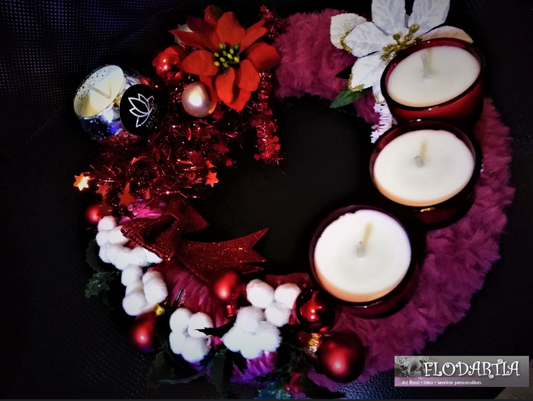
[
  {"left": 309, "top": 205, "right": 420, "bottom": 318},
  {"left": 381, "top": 38, "right": 485, "bottom": 126},
  {"left": 369, "top": 119, "right": 482, "bottom": 228}
]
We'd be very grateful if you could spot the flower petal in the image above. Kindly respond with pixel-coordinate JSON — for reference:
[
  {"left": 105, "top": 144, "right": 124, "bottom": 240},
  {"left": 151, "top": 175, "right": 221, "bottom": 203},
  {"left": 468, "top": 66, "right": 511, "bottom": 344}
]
[
  {"left": 215, "top": 67, "right": 237, "bottom": 104},
  {"left": 226, "top": 88, "right": 252, "bottom": 112},
  {"left": 330, "top": 13, "right": 367, "bottom": 50},
  {"left": 204, "top": 5, "right": 223, "bottom": 28},
  {"left": 372, "top": 0, "right": 407, "bottom": 35},
  {"left": 187, "top": 15, "right": 220, "bottom": 51},
  {"left": 349, "top": 53, "right": 386, "bottom": 89},
  {"left": 216, "top": 12, "right": 245, "bottom": 46},
  {"left": 235, "top": 60, "right": 260, "bottom": 91},
  {"left": 240, "top": 20, "right": 268, "bottom": 51},
  {"left": 409, "top": 0, "right": 450, "bottom": 35},
  {"left": 244, "top": 42, "right": 281, "bottom": 72},
  {"left": 344, "top": 21, "right": 389, "bottom": 57},
  {"left": 199, "top": 75, "right": 219, "bottom": 103},
  {"left": 181, "top": 50, "right": 219, "bottom": 76},
  {"left": 421, "top": 25, "right": 473, "bottom": 43},
  {"left": 170, "top": 30, "right": 206, "bottom": 50}
]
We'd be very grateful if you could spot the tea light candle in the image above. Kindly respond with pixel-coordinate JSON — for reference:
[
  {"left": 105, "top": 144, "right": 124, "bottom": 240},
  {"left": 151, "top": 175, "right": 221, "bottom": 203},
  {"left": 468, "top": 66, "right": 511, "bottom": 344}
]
[
  {"left": 386, "top": 46, "right": 480, "bottom": 108},
  {"left": 373, "top": 129, "right": 475, "bottom": 207},
  {"left": 313, "top": 209, "right": 412, "bottom": 303},
  {"left": 74, "top": 65, "right": 160, "bottom": 143},
  {"left": 74, "top": 65, "right": 125, "bottom": 117}
]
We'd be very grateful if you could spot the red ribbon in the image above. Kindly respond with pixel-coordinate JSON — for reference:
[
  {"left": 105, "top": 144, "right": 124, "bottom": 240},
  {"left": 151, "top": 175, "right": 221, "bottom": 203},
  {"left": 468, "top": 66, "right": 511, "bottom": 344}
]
[{"left": 121, "top": 197, "right": 266, "bottom": 283}]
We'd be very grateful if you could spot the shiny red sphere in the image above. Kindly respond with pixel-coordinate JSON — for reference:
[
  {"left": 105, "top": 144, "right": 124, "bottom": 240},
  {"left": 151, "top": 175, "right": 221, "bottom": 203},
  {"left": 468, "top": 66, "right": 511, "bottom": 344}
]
[
  {"left": 129, "top": 311, "right": 159, "bottom": 353},
  {"left": 210, "top": 269, "right": 245, "bottom": 305},
  {"left": 316, "top": 333, "right": 365, "bottom": 383},
  {"left": 292, "top": 289, "right": 336, "bottom": 333},
  {"left": 85, "top": 202, "right": 102, "bottom": 224}
]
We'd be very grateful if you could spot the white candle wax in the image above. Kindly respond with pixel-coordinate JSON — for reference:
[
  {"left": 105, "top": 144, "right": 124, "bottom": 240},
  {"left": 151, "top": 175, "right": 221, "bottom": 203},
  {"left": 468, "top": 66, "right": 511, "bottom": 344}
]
[
  {"left": 314, "top": 210, "right": 411, "bottom": 303},
  {"left": 386, "top": 46, "right": 480, "bottom": 107},
  {"left": 74, "top": 65, "right": 124, "bottom": 117},
  {"left": 373, "top": 129, "right": 475, "bottom": 207}
]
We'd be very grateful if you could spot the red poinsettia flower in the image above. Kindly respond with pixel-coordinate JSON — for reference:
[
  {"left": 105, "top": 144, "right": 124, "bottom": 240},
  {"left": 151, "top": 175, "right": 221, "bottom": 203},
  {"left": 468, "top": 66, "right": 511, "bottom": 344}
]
[
  {"left": 153, "top": 45, "right": 188, "bottom": 82},
  {"left": 170, "top": 5, "right": 281, "bottom": 111}
]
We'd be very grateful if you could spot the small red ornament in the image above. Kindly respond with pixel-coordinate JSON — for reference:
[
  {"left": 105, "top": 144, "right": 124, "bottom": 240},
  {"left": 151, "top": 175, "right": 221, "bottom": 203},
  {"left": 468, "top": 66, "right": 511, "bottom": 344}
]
[
  {"left": 210, "top": 269, "right": 246, "bottom": 317},
  {"left": 85, "top": 202, "right": 102, "bottom": 224},
  {"left": 129, "top": 310, "right": 160, "bottom": 353},
  {"left": 292, "top": 289, "right": 336, "bottom": 333},
  {"left": 284, "top": 372, "right": 301, "bottom": 393},
  {"left": 315, "top": 333, "right": 365, "bottom": 383}
]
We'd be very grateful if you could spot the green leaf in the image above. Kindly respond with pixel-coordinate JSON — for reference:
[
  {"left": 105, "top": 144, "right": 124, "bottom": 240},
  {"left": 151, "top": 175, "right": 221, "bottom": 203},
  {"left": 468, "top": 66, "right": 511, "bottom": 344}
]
[
  {"left": 198, "top": 319, "right": 235, "bottom": 338},
  {"left": 330, "top": 87, "right": 370, "bottom": 108},
  {"left": 256, "top": 381, "right": 294, "bottom": 399},
  {"left": 148, "top": 350, "right": 209, "bottom": 388},
  {"left": 299, "top": 375, "right": 343, "bottom": 399},
  {"left": 86, "top": 240, "right": 111, "bottom": 272},
  {"left": 230, "top": 350, "right": 248, "bottom": 373},
  {"left": 85, "top": 271, "right": 119, "bottom": 298},
  {"left": 209, "top": 348, "right": 233, "bottom": 397}
]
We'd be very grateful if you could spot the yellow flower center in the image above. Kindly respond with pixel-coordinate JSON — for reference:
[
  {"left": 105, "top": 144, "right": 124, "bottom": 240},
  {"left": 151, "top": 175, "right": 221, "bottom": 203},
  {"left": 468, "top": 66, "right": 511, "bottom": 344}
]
[
  {"left": 213, "top": 43, "right": 241, "bottom": 69},
  {"left": 380, "top": 24, "right": 421, "bottom": 61}
]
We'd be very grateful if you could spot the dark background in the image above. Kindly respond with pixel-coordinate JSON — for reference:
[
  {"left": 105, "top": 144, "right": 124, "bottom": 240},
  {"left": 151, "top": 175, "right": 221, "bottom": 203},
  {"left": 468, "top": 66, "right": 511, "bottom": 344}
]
[{"left": 1, "top": 0, "right": 532, "bottom": 398}]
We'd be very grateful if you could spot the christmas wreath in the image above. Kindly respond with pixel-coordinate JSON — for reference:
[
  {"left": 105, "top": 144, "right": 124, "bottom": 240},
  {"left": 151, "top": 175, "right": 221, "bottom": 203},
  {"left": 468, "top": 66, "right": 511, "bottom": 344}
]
[{"left": 74, "top": 0, "right": 513, "bottom": 398}]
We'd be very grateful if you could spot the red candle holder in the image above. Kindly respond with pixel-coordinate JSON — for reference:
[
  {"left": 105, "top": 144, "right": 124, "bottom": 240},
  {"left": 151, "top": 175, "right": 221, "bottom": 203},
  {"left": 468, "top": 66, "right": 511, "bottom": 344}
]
[
  {"left": 309, "top": 205, "right": 421, "bottom": 318},
  {"left": 369, "top": 119, "right": 482, "bottom": 229},
  {"left": 381, "top": 38, "right": 485, "bottom": 127}
]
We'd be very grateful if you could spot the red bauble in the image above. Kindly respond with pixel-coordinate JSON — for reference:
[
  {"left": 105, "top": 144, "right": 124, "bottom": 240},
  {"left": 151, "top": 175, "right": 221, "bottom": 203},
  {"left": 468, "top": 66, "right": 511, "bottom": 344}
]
[
  {"left": 130, "top": 311, "right": 159, "bottom": 353},
  {"left": 284, "top": 372, "right": 302, "bottom": 393},
  {"left": 210, "top": 269, "right": 246, "bottom": 317},
  {"left": 316, "top": 333, "right": 365, "bottom": 383},
  {"left": 292, "top": 289, "right": 336, "bottom": 333},
  {"left": 85, "top": 202, "right": 102, "bottom": 224}
]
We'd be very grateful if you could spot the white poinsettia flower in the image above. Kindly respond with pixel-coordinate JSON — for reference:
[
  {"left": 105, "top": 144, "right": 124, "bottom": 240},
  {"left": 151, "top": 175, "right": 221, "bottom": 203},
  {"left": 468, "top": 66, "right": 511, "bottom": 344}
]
[{"left": 331, "top": 0, "right": 472, "bottom": 102}]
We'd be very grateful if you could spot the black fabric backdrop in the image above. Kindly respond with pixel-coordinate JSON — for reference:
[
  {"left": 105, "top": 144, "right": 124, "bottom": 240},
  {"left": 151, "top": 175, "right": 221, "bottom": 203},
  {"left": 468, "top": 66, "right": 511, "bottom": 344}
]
[{"left": 1, "top": 0, "right": 532, "bottom": 398}]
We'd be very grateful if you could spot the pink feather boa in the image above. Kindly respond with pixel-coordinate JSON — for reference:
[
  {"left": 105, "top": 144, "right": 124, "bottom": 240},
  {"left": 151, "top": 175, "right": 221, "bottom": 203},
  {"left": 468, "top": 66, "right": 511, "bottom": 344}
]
[{"left": 155, "top": 9, "right": 514, "bottom": 391}]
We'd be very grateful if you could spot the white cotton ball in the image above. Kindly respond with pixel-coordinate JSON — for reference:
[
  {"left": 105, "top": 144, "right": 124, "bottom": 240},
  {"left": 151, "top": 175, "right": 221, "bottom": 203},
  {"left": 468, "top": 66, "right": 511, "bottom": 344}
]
[
  {"left": 98, "top": 215, "right": 116, "bottom": 231},
  {"left": 274, "top": 283, "right": 301, "bottom": 309},
  {"left": 239, "top": 333, "right": 264, "bottom": 360},
  {"left": 222, "top": 327, "right": 244, "bottom": 352},
  {"left": 98, "top": 245, "right": 111, "bottom": 264},
  {"left": 144, "top": 278, "right": 168, "bottom": 305},
  {"left": 125, "top": 279, "right": 143, "bottom": 295},
  {"left": 128, "top": 246, "right": 149, "bottom": 267},
  {"left": 108, "top": 226, "right": 129, "bottom": 245},
  {"left": 144, "top": 248, "right": 163, "bottom": 264},
  {"left": 181, "top": 337, "right": 210, "bottom": 363},
  {"left": 121, "top": 265, "right": 143, "bottom": 286},
  {"left": 169, "top": 330, "right": 188, "bottom": 355},
  {"left": 95, "top": 231, "right": 110, "bottom": 247},
  {"left": 105, "top": 244, "right": 122, "bottom": 265},
  {"left": 246, "top": 279, "right": 275, "bottom": 309},
  {"left": 122, "top": 290, "right": 148, "bottom": 316},
  {"left": 265, "top": 302, "right": 291, "bottom": 327},
  {"left": 113, "top": 248, "right": 133, "bottom": 270},
  {"left": 255, "top": 321, "right": 281, "bottom": 352},
  {"left": 169, "top": 308, "right": 193, "bottom": 333},
  {"left": 142, "top": 271, "right": 164, "bottom": 284},
  {"left": 235, "top": 306, "right": 265, "bottom": 333},
  {"left": 187, "top": 312, "right": 214, "bottom": 338}
]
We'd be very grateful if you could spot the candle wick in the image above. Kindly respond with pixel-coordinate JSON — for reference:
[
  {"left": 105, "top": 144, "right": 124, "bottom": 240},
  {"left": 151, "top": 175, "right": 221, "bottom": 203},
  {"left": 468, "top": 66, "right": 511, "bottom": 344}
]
[
  {"left": 356, "top": 223, "right": 372, "bottom": 258},
  {"left": 421, "top": 53, "right": 431, "bottom": 79},
  {"left": 415, "top": 140, "right": 427, "bottom": 167},
  {"left": 88, "top": 83, "right": 112, "bottom": 99}
]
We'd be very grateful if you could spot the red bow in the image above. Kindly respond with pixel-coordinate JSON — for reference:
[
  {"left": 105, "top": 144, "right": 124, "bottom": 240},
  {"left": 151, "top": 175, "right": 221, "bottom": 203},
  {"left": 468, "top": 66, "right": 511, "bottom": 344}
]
[{"left": 121, "top": 197, "right": 266, "bottom": 282}]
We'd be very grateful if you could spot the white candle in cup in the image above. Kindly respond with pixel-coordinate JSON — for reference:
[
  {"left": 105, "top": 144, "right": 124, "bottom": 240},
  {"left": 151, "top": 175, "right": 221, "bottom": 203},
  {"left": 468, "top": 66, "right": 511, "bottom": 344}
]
[
  {"left": 373, "top": 129, "right": 475, "bottom": 207},
  {"left": 74, "top": 65, "right": 124, "bottom": 118},
  {"left": 386, "top": 46, "right": 480, "bottom": 107},
  {"left": 314, "top": 209, "right": 411, "bottom": 303}
]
